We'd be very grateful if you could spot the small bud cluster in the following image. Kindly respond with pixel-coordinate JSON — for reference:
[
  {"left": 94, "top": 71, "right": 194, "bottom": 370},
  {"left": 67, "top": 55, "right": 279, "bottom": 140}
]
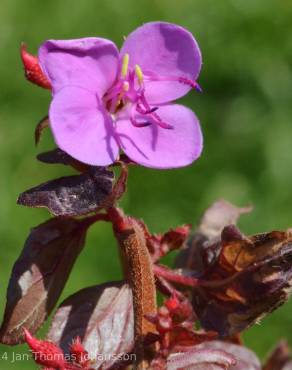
[
  {"left": 24, "top": 329, "right": 93, "bottom": 370},
  {"left": 146, "top": 295, "right": 216, "bottom": 368}
]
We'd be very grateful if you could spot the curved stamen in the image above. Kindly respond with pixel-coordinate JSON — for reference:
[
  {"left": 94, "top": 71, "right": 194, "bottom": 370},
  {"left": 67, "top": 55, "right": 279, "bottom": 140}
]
[
  {"left": 139, "top": 92, "right": 173, "bottom": 129},
  {"left": 178, "top": 77, "right": 202, "bottom": 92},
  {"left": 144, "top": 74, "right": 202, "bottom": 92},
  {"left": 130, "top": 104, "right": 151, "bottom": 127},
  {"left": 151, "top": 114, "right": 173, "bottom": 130},
  {"left": 136, "top": 103, "right": 158, "bottom": 115},
  {"left": 130, "top": 117, "right": 152, "bottom": 128}
]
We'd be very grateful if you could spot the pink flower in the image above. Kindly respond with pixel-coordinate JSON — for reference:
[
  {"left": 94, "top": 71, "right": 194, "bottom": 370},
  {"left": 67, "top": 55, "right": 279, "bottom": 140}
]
[{"left": 38, "top": 22, "right": 203, "bottom": 168}]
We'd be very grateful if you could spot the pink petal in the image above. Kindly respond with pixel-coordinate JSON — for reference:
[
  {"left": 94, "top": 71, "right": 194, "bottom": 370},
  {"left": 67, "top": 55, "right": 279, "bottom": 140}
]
[
  {"left": 121, "top": 22, "right": 202, "bottom": 104},
  {"left": 39, "top": 38, "right": 119, "bottom": 96},
  {"left": 49, "top": 86, "right": 119, "bottom": 166},
  {"left": 115, "top": 104, "right": 202, "bottom": 169}
]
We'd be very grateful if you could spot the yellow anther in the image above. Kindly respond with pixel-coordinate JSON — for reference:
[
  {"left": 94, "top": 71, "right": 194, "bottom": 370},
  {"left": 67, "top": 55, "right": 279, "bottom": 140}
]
[
  {"left": 121, "top": 53, "right": 129, "bottom": 78},
  {"left": 135, "top": 64, "right": 144, "bottom": 85},
  {"left": 123, "top": 81, "right": 129, "bottom": 91}
]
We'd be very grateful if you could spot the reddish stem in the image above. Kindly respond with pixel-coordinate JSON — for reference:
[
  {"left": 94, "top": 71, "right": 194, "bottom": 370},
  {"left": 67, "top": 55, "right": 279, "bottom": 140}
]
[
  {"left": 156, "top": 275, "right": 185, "bottom": 299},
  {"left": 82, "top": 212, "right": 111, "bottom": 228},
  {"left": 153, "top": 265, "right": 199, "bottom": 288}
]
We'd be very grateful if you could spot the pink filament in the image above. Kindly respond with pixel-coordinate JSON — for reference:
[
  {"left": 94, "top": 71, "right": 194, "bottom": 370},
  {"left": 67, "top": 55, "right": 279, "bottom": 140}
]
[
  {"left": 145, "top": 74, "right": 202, "bottom": 92},
  {"left": 138, "top": 92, "right": 173, "bottom": 129}
]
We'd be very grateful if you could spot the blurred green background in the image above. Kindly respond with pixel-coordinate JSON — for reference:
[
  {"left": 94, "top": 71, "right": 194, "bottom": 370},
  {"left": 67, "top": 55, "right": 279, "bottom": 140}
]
[{"left": 1, "top": 0, "right": 292, "bottom": 368}]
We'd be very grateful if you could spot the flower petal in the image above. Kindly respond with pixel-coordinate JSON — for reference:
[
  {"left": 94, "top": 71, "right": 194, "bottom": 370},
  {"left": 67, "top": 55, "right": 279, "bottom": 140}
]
[
  {"left": 39, "top": 38, "right": 119, "bottom": 96},
  {"left": 49, "top": 86, "right": 119, "bottom": 166},
  {"left": 121, "top": 22, "right": 202, "bottom": 104},
  {"left": 115, "top": 104, "right": 202, "bottom": 169}
]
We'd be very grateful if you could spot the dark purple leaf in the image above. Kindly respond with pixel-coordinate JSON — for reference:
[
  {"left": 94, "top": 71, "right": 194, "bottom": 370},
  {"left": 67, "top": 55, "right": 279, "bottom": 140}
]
[
  {"left": 167, "top": 344, "right": 236, "bottom": 369},
  {"left": 0, "top": 217, "right": 91, "bottom": 345},
  {"left": 37, "top": 148, "right": 77, "bottom": 165},
  {"left": 17, "top": 167, "right": 114, "bottom": 217},
  {"left": 47, "top": 281, "right": 134, "bottom": 370},
  {"left": 37, "top": 148, "right": 90, "bottom": 172}
]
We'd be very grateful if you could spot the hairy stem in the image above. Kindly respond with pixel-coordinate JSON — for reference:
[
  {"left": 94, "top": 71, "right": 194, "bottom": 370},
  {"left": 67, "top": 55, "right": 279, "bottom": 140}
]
[{"left": 108, "top": 207, "right": 157, "bottom": 369}]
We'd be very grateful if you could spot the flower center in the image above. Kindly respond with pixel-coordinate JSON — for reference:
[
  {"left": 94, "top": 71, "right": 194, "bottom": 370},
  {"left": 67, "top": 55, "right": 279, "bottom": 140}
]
[{"left": 103, "top": 53, "right": 201, "bottom": 130}]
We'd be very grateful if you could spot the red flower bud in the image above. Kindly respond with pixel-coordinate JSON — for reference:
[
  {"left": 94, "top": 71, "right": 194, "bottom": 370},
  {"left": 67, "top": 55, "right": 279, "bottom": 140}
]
[
  {"left": 165, "top": 295, "right": 180, "bottom": 312},
  {"left": 160, "top": 225, "right": 191, "bottom": 251},
  {"left": 24, "top": 328, "right": 66, "bottom": 369},
  {"left": 70, "top": 337, "right": 90, "bottom": 367},
  {"left": 20, "top": 43, "right": 51, "bottom": 89}
]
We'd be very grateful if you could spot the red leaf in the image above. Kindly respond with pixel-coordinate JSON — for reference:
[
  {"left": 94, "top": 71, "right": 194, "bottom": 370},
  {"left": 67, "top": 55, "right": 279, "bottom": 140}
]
[
  {"left": 47, "top": 281, "right": 134, "bottom": 369},
  {"left": 0, "top": 217, "right": 91, "bottom": 344},
  {"left": 37, "top": 148, "right": 90, "bottom": 172}
]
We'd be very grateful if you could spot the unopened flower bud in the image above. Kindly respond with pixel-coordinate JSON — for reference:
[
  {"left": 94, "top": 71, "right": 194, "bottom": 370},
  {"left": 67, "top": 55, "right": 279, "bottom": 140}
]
[
  {"left": 70, "top": 337, "right": 89, "bottom": 367},
  {"left": 24, "top": 328, "right": 66, "bottom": 369},
  {"left": 20, "top": 43, "right": 51, "bottom": 89}
]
